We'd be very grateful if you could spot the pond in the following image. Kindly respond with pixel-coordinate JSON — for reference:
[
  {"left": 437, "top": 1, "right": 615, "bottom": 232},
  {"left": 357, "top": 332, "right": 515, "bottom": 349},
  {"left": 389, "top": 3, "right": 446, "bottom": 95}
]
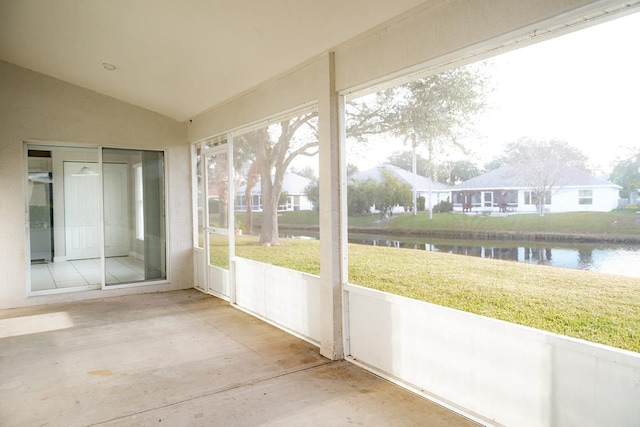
[
  {"left": 281, "top": 232, "right": 640, "bottom": 279},
  {"left": 348, "top": 233, "right": 640, "bottom": 279}
]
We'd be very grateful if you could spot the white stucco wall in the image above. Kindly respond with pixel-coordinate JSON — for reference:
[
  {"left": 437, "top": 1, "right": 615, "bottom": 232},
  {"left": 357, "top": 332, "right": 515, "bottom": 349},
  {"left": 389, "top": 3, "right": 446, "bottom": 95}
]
[
  {"left": 347, "top": 283, "right": 640, "bottom": 427},
  {"left": 550, "top": 187, "right": 620, "bottom": 212},
  {"left": 188, "top": 58, "right": 323, "bottom": 141},
  {"left": 417, "top": 190, "right": 451, "bottom": 209},
  {"left": 0, "top": 60, "right": 191, "bottom": 309},
  {"left": 513, "top": 187, "right": 620, "bottom": 214},
  {"left": 234, "top": 258, "right": 321, "bottom": 345}
]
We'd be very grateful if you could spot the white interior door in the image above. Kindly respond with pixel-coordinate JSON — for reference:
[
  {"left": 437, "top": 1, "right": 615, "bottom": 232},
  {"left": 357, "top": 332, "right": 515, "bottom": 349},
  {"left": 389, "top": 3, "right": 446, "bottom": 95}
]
[
  {"left": 64, "top": 162, "right": 129, "bottom": 260},
  {"left": 64, "top": 162, "right": 100, "bottom": 260}
]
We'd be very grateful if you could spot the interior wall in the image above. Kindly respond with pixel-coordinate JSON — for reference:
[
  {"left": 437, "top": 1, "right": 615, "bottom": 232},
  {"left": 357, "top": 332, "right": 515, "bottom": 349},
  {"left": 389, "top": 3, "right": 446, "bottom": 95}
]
[
  {"left": 188, "top": 58, "right": 323, "bottom": 141},
  {"left": 0, "top": 60, "right": 190, "bottom": 309}
]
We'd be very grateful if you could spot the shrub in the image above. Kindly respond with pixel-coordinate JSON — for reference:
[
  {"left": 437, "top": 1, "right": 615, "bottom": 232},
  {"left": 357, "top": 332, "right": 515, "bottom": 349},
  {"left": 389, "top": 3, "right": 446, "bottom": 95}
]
[{"left": 432, "top": 200, "right": 453, "bottom": 213}]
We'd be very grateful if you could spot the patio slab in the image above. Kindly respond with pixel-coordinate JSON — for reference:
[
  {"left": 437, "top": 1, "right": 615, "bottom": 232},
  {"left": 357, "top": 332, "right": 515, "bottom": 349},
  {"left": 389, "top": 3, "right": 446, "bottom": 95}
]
[{"left": 0, "top": 290, "right": 478, "bottom": 426}]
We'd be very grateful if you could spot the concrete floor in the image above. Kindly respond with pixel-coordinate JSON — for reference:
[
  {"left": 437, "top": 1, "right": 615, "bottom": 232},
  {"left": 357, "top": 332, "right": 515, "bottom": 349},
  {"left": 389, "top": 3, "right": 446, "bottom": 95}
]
[{"left": 0, "top": 290, "right": 479, "bottom": 426}]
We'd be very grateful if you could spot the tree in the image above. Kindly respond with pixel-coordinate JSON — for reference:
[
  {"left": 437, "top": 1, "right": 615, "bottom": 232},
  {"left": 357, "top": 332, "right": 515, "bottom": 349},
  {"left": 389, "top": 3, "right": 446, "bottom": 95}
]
[
  {"left": 349, "top": 64, "right": 490, "bottom": 219},
  {"left": 436, "top": 160, "right": 480, "bottom": 185},
  {"left": 243, "top": 160, "right": 260, "bottom": 234},
  {"left": 347, "top": 178, "right": 377, "bottom": 216},
  {"left": 610, "top": 148, "right": 640, "bottom": 205},
  {"left": 208, "top": 153, "right": 229, "bottom": 228},
  {"left": 373, "top": 169, "right": 412, "bottom": 219},
  {"left": 235, "top": 63, "right": 488, "bottom": 243},
  {"left": 494, "top": 138, "right": 592, "bottom": 173},
  {"left": 304, "top": 179, "right": 320, "bottom": 211},
  {"left": 386, "top": 150, "right": 429, "bottom": 176},
  {"left": 278, "top": 190, "right": 290, "bottom": 209},
  {"left": 290, "top": 166, "right": 317, "bottom": 181},
  {"left": 236, "top": 112, "right": 319, "bottom": 245},
  {"left": 494, "top": 138, "right": 591, "bottom": 216},
  {"left": 483, "top": 158, "right": 504, "bottom": 172},
  {"left": 346, "top": 164, "right": 359, "bottom": 177}
]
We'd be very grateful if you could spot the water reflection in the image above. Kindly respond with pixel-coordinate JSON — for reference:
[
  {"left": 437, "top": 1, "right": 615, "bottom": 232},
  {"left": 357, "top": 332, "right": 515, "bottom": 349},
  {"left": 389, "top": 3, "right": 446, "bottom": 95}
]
[
  {"left": 280, "top": 232, "right": 640, "bottom": 278},
  {"left": 347, "top": 234, "right": 640, "bottom": 278}
]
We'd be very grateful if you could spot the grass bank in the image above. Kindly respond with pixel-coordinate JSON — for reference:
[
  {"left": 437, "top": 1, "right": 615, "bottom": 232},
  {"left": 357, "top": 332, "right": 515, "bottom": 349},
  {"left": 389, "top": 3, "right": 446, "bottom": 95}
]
[
  {"left": 211, "top": 234, "right": 640, "bottom": 353},
  {"left": 237, "top": 209, "right": 640, "bottom": 242}
]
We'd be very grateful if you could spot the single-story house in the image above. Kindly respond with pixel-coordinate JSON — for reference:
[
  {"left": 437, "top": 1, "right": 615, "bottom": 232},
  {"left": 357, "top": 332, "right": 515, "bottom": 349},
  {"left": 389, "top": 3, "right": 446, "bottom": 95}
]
[
  {"left": 235, "top": 172, "right": 314, "bottom": 212},
  {"left": 452, "top": 164, "right": 621, "bottom": 213},
  {"left": 350, "top": 164, "right": 452, "bottom": 213}
]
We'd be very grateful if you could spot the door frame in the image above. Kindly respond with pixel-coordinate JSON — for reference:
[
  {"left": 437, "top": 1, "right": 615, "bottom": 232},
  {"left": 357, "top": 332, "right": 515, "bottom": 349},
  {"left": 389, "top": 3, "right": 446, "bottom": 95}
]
[
  {"left": 25, "top": 142, "right": 170, "bottom": 295},
  {"left": 196, "top": 138, "right": 235, "bottom": 301},
  {"left": 482, "top": 191, "right": 494, "bottom": 208}
]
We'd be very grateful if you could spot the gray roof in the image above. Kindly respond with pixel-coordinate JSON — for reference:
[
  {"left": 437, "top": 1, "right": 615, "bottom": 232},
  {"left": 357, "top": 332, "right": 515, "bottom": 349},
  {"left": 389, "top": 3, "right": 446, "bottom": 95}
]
[
  {"left": 350, "top": 164, "right": 452, "bottom": 192},
  {"left": 453, "top": 164, "right": 621, "bottom": 191}
]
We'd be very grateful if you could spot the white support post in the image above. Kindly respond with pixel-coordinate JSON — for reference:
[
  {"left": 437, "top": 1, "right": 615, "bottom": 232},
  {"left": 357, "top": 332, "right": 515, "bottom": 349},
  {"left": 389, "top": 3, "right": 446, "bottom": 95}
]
[
  {"left": 319, "top": 52, "right": 344, "bottom": 360},
  {"left": 227, "top": 133, "right": 236, "bottom": 305}
]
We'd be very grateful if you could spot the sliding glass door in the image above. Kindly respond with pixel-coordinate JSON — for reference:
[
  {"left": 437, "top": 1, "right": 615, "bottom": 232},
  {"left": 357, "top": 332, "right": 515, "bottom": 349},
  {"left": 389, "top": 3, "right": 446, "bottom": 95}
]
[
  {"left": 102, "top": 148, "right": 166, "bottom": 286},
  {"left": 27, "top": 144, "right": 167, "bottom": 293}
]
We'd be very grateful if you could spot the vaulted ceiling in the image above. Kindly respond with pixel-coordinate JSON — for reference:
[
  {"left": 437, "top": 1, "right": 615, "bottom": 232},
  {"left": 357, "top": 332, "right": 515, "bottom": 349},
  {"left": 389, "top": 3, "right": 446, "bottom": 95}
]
[{"left": 0, "top": 0, "right": 430, "bottom": 121}]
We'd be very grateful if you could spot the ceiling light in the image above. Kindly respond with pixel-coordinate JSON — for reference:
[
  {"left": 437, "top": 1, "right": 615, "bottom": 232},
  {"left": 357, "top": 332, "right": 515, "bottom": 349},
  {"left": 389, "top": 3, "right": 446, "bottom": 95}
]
[{"left": 102, "top": 62, "right": 117, "bottom": 71}]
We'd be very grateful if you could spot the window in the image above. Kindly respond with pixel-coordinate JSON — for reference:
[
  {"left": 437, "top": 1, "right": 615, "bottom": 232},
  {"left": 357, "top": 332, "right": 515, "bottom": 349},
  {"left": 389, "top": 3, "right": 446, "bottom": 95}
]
[
  {"left": 232, "top": 110, "right": 320, "bottom": 274},
  {"left": 134, "top": 163, "right": 144, "bottom": 240},
  {"left": 524, "top": 191, "right": 551, "bottom": 205},
  {"left": 579, "top": 189, "right": 593, "bottom": 205},
  {"left": 343, "top": 11, "right": 640, "bottom": 354}
]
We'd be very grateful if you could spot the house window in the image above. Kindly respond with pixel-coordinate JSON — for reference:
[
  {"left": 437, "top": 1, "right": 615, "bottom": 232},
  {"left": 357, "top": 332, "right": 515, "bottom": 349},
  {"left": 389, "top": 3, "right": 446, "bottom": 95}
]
[
  {"left": 252, "top": 195, "right": 261, "bottom": 211},
  {"left": 524, "top": 191, "right": 551, "bottom": 205},
  {"left": 579, "top": 189, "right": 593, "bottom": 205},
  {"left": 235, "top": 194, "right": 246, "bottom": 211}
]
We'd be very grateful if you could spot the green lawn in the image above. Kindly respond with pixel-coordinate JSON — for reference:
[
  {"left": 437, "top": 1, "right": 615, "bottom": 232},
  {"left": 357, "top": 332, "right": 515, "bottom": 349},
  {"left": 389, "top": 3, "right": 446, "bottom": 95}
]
[
  {"left": 235, "top": 210, "right": 320, "bottom": 229},
  {"left": 214, "top": 209, "right": 640, "bottom": 352},
  {"left": 209, "top": 233, "right": 640, "bottom": 353},
  {"left": 348, "top": 243, "right": 640, "bottom": 353},
  {"left": 374, "top": 210, "right": 640, "bottom": 238}
]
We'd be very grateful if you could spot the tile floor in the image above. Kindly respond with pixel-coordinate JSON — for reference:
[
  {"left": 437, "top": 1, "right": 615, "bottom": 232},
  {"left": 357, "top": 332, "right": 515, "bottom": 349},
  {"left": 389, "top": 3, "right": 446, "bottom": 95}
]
[{"left": 31, "top": 256, "right": 145, "bottom": 291}]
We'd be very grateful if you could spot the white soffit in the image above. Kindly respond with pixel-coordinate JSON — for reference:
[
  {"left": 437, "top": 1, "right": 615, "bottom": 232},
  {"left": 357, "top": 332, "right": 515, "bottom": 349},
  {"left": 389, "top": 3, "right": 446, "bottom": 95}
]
[{"left": 0, "top": 0, "right": 429, "bottom": 122}]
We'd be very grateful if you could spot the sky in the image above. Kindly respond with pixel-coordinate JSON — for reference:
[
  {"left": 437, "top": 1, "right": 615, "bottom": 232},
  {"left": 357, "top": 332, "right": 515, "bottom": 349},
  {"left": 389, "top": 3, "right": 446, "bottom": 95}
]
[{"left": 345, "top": 10, "right": 640, "bottom": 174}]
